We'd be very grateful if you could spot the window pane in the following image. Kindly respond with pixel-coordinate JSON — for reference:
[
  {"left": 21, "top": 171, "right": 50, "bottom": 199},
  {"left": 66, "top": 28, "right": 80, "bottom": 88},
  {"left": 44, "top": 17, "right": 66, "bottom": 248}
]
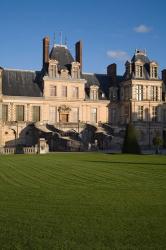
[
  {"left": 137, "top": 106, "right": 143, "bottom": 120},
  {"left": 50, "top": 85, "right": 57, "bottom": 96},
  {"left": 49, "top": 107, "right": 57, "bottom": 123},
  {"left": 2, "top": 105, "right": 8, "bottom": 122},
  {"left": 32, "top": 106, "right": 40, "bottom": 122},
  {"left": 150, "top": 86, "right": 158, "bottom": 101},
  {"left": 91, "top": 108, "right": 97, "bottom": 123},
  {"left": 16, "top": 105, "right": 24, "bottom": 121},
  {"left": 72, "top": 87, "right": 79, "bottom": 98},
  {"left": 62, "top": 86, "right": 67, "bottom": 97},
  {"left": 136, "top": 85, "right": 143, "bottom": 101},
  {"left": 152, "top": 106, "right": 157, "bottom": 121},
  {"left": 71, "top": 108, "right": 79, "bottom": 122}
]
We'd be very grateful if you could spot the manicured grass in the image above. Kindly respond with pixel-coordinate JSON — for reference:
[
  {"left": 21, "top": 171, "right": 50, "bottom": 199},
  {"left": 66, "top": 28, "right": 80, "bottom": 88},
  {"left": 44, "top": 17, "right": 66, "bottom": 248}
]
[{"left": 0, "top": 153, "right": 166, "bottom": 249}]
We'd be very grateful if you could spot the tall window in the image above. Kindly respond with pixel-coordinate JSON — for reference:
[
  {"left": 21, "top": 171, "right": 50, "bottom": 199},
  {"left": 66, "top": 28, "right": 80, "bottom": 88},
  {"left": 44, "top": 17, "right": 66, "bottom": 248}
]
[
  {"left": 151, "top": 67, "right": 158, "bottom": 78},
  {"left": 49, "top": 106, "right": 57, "bottom": 123},
  {"left": 137, "top": 106, "right": 144, "bottom": 121},
  {"left": 50, "top": 85, "right": 57, "bottom": 96},
  {"left": 91, "top": 108, "right": 97, "bottom": 123},
  {"left": 90, "top": 89, "right": 98, "bottom": 100},
  {"left": 150, "top": 86, "right": 158, "bottom": 101},
  {"left": 71, "top": 108, "right": 79, "bottom": 122},
  {"left": 72, "top": 87, "right": 79, "bottom": 98},
  {"left": 136, "top": 65, "right": 143, "bottom": 78},
  {"left": 62, "top": 86, "right": 67, "bottom": 97},
  {"left": 136, "top": 85, "right": 143, "bottom": 101},
  {"left": 32, "top": 106, "right": 40, "bottom": 122},
  {"left": 152, "top": 106, "right": 157, "bottom": 122},
  {"left": 16, "top": 105, "right": 24, "bottom": 121},
  {"left": 2, "top": 105, "right": 8, "bottom": 122}
]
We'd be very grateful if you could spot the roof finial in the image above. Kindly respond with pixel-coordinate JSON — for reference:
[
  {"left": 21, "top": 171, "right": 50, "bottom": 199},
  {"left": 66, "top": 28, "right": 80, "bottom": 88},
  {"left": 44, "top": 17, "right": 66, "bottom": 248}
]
[
  {"left": 64, "top": 36, "right": 67, "bottom": 46},
  {"left": 60, "top": 31, "right": 62, "bottom": 46},
  {"left": 53, "top": 32, "right": 56, "bottom": 45}
]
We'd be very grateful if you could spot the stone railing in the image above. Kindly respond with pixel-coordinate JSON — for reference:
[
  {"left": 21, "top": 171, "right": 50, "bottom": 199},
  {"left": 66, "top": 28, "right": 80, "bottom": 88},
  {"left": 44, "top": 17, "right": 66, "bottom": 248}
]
[
  {"left": 0, "top": 147, "right": 16, "bottom": 154},
  {"left": 23, "top": 146, "right": 37, "bottom": 154},
  {"left": 0, "top": 146, "right": 38, "bottom": 155}
]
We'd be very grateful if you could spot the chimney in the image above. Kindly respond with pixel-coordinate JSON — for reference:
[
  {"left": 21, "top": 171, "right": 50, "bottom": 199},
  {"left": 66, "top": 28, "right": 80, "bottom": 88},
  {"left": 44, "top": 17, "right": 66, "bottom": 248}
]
[
  {"left": 75, "top": 40, "right": 82, "bottom": 72},
  {"left": 0, "top": 67, "right": 3, "bottom": 97},
  {"left": 162, "top": 69, "right": 166, "bottom": 84},
  {"left": 43, "top": 36, "right": 50, "bottom": 70},
  {"left": 107, "top": 63, "right": 117, "bottom": 83}
]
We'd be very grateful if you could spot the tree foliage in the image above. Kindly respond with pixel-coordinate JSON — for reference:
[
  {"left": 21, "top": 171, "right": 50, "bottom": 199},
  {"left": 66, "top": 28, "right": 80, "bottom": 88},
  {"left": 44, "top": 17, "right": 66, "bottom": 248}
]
[
  {"left": 122, "top": 123, "right": 141, "bottom": 154},
  {"left": 153, "top": 135, "right": 163, "bottom": 154}
]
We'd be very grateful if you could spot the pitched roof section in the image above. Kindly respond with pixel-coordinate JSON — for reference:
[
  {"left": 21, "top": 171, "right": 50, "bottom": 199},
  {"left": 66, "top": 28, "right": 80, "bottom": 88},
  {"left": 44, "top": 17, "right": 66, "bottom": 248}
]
[
  {"left": 2, "top": 69, "right": 42, "bottom": 97},
  {"left": 131, "top": 50, "right": 150, "bottom": 64},
  {"left": 82, "top": 73, "right": 123, "bottom": 99},
  {"left": 49, "top": 45, "right": 74, "bottom": 70}
]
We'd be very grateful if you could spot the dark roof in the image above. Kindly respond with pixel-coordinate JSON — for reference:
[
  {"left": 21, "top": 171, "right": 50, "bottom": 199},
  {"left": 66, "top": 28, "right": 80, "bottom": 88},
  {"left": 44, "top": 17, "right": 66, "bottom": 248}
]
[
  {"left": 82, "top": 73, "right": 123, "bottom": 99},
  {"left": 2, "top": 69, "right": 42, "bottom": 97},
  {"left": 131, "top": 53, "right": 150, "bottom": 64},
  {"left": 49, "top": 45, "right": 74, "bottom": 70}
]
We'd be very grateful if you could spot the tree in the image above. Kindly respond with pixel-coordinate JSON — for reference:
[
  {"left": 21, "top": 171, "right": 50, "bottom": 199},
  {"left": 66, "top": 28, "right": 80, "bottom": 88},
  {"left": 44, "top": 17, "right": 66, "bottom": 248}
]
[
  {"left": 122, "top": 123, "right": 141, "bottom": 154},
  {"left": 153, "top": 135, "right": 163, "bottom": 154}
]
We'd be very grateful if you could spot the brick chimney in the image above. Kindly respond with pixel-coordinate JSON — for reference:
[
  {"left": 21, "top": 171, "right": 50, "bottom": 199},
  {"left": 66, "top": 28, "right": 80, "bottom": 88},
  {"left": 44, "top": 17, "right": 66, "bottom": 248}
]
[
  {"left": 162, "top": 69, "right": 166, "bottom": 84},
  {"left": 43, "top": 36, "right": 50, "bottom": 71},
  {"left": 107, "top": 63, "right": 117, "bottom": 83},
  {"left": 0, "top": 67, "right": 3, "bottom": 97},
  {"left": 162, "top": 69, "right": 166, "bottom": 101},
  {"left": 75, "top": 41, "right": 82, "bottom": 72}
]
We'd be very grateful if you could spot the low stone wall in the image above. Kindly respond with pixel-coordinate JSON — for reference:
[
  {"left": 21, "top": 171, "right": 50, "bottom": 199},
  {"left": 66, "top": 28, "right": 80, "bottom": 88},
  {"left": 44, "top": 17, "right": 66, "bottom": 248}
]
[
  {"left": 0, "top": 147, "right": 16, "bottom": 154},
  {"left": 0, "top": 146, "right": 38, "bottom": 155},
  {"left": 23, "top": 147, "right": 37, "bottom": 154}
]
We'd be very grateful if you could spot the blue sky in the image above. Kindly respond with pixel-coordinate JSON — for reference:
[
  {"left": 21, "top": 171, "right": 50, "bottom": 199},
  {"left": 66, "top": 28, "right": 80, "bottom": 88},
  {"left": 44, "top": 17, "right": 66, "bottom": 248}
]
[{"left": 0, "top": 0, "right": 166, "bottom": 75}]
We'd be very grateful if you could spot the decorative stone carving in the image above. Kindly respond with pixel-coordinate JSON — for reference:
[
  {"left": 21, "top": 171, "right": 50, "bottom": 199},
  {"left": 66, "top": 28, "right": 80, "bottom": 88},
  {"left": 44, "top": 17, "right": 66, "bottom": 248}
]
[{"left": 58, "top": 105, "right": 71, "bottom": 113}]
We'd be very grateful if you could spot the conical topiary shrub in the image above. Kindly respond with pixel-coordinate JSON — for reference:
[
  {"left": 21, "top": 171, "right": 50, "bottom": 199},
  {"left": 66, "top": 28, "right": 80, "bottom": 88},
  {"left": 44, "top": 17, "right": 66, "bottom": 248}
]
[{"left": 122, "top": 123, "right": 141, "bottom": 154}]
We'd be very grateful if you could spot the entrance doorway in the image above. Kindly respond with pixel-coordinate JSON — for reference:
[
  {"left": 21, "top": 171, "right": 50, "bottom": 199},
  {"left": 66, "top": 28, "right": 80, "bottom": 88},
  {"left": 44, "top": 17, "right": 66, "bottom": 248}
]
[{"left": 60, "top": 114, "right": 69, "bottom": 122}]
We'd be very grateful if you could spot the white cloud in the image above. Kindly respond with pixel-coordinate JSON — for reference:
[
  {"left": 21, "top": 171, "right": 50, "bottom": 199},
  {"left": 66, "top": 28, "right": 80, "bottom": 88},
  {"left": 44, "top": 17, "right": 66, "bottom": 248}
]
[
  {"left": 134, "top": 24, "right": 152, "bottom": 33},
  {"left": 107, "top": 50, "right": 129, "bottom": 60}
]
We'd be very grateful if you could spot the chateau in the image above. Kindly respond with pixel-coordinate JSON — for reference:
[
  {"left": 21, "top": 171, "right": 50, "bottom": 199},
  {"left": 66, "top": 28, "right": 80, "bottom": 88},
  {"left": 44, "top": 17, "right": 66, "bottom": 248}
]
[{"left": 0, "top": 37, "right": 166, "bottom": 151}]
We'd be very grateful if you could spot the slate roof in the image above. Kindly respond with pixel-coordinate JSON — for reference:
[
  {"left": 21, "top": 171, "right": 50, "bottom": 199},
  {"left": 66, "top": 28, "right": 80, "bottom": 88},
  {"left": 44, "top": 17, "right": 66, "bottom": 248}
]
[
  {"left": 131, "top": 53, "right": 150, "bottom": 64},
  {"left": 2, "top": 69, "right": 42, "bottom": 97},
  {"left": 49, "top": 45, "right": 74, "bottom": 70},
  {"left": 82, "top": 73, "right": 123, "bottom": 99},
  {"left": 124, "top": 51, "right": 159, "bottom": 81}
]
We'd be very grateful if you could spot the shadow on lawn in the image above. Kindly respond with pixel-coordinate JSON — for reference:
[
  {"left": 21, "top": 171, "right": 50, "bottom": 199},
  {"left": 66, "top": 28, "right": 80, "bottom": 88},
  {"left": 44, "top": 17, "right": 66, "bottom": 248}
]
[{"left": 83, "top": 160, "right": 166, "bottom": 166}]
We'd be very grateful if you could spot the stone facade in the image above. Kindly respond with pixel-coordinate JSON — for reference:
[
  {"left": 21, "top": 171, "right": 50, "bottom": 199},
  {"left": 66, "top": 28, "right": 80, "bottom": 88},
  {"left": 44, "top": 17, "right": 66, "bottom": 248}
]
[{"left": 0, "top": 40, "right": 166, "bottom": 151}]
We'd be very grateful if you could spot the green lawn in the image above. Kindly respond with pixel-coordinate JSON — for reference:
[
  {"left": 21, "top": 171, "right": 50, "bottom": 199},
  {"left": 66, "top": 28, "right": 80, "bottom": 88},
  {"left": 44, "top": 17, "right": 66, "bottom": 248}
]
[{"left": 0, "top": 153, "right": 166, "bottom": 250}]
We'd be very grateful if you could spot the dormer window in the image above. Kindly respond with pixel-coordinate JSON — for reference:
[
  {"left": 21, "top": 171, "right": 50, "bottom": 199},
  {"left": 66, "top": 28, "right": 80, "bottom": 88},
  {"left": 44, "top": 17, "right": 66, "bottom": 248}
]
[
  {"left": 90, "top": 85, "right": 99, "bottom": 100},
  {"left": 136, "top": 65, "right": 143, "bottom": 78},
  {"left": 71, "top": 62, "right": 80, "bottom": 79},
  {"left": 48, "top": 60, "right": 58, "bottom": 78},
  {"left": 151, "top": 66, "right": 158, "bottom": 78},
  {"left": 125, "top": 61, "right": 132, "bottom": 78}
]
